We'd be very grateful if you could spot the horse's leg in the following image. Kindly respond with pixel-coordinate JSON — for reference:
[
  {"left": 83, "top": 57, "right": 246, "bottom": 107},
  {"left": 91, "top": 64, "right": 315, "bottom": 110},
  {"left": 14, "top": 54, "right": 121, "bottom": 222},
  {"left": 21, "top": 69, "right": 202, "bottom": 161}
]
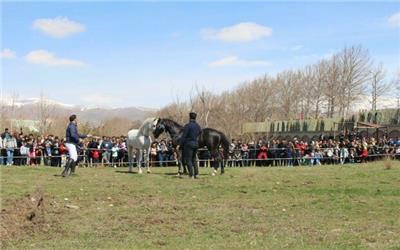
[
  {"left": 178, "top": 150, "right": 183, "bottom": 174},
  {"left": 137, "top": 149, "right": 143, "bottom": 174},
  {"left": 145, "top": 148, "right": 151, "bottom": 173},
  {"left": 128, "top": 146, "right": 133, "bottom": 172},
  {"left": 175, "top": 150, "right": 181, "bottom": 176},
  {"left": 220, "top": 155, "right": 225, "bottom": 174},
  {"left": 211, "top": 149, "right": 218, "bottom": 176}
]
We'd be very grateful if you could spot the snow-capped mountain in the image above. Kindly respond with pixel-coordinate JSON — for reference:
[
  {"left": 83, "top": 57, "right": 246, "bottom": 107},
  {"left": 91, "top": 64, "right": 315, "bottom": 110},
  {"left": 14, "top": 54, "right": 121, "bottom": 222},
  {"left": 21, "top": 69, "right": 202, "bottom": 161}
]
[
  {"left": 2, "top": 97, "right": 76, "bottom": 108},
  {"left": 1, "top": 97, "right": 158, "bottom": 124}
]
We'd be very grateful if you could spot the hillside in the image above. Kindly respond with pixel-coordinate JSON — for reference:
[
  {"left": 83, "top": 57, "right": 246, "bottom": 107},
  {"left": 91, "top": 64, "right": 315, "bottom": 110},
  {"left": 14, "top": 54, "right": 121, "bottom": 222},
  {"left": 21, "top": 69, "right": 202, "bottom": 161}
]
[{"left": 1, "top": 98, "right": 157, "bottom": 125}]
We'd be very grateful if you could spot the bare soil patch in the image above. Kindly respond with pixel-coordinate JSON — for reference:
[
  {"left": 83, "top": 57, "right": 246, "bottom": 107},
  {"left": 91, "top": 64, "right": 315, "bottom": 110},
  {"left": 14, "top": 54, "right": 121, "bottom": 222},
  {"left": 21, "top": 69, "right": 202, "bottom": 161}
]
[{"left": 0, "top": 188, "right": 66, "bottom": 248}]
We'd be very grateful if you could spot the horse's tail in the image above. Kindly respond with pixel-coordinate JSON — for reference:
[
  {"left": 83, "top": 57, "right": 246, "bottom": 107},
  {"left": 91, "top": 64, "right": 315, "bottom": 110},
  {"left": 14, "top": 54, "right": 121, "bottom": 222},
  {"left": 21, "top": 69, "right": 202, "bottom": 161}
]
[{"left": 219, "top": 132, "right": 230, "bottom": 160}]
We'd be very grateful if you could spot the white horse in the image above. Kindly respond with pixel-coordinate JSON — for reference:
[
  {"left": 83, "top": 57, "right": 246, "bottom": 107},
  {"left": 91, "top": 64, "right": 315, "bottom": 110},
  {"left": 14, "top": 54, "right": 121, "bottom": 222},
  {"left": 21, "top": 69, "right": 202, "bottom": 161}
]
[{"left": 127, "top": 118, "right": 158, "bottom": 174}]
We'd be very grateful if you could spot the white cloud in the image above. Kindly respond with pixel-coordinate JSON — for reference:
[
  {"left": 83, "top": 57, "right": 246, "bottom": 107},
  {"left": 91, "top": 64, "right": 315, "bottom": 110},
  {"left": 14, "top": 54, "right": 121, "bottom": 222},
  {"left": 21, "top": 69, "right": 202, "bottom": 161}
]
[
  {"left": 388, "top": 12, "right": 400, "bottom": 28},
  {"left": 1, "top": 48, "right": 16, "bottom": 59},
  {"left": 291, "top": 45, "right": 304, "bottom": 51},
  {"left": 202, "top": 22, "right": 272, "bottom": 42},
  {"left": 209, "top": 56, "right": 271, "bottom": 67},
  {"left": 33, "top": 17, "right": 85, "bottom": 38},
  {"left": 293, "top": 52, "right": 334, "bottom": 63},
  {"left": 171, "top": 32, "right": 181, "bottom": 38},
  {"left": 80, "top": 93, "right": 119, "bottom": 108},
  {"left": 25, "top": 50, "right": 86, "bottom": 67}
]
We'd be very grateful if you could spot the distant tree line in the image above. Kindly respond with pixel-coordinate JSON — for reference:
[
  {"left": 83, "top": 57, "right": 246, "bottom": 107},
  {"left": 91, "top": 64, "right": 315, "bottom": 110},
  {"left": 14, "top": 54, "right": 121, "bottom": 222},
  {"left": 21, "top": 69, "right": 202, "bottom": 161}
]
[{"left": 158, "top": 45, "right": 399, "bottom": 137}]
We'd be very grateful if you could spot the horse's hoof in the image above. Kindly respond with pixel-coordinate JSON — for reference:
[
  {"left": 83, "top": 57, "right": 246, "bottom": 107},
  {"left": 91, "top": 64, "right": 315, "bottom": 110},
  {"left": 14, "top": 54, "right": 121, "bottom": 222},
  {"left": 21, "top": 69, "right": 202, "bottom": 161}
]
[
  {"left": 211, "top": 172, "right": 216, "bottom": 176},
  {"left": 147, "top": 170, "right": 151, "bottom": 174}
]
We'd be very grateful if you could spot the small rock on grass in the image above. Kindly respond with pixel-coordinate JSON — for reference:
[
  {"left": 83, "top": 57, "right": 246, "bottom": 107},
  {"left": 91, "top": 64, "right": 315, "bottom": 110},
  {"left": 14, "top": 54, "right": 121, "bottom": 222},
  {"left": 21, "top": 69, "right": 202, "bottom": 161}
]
[{"left": 65, "top": 204, "right": 79, "bottom": 209}]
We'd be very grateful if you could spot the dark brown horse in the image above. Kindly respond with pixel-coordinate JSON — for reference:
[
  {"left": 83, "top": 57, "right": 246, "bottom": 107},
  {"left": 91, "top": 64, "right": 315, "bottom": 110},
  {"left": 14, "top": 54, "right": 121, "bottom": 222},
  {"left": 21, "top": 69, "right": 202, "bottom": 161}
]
[{"left": 153, "top": 118, "right": 229, "bottom": 174}]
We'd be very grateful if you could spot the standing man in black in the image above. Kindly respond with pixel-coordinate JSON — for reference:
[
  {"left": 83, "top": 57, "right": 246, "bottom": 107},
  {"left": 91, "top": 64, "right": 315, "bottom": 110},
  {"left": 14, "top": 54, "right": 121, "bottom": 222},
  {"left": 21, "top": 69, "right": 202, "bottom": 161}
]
[{"left": 180, "top": 112, "right": 202, "bottom": 179}]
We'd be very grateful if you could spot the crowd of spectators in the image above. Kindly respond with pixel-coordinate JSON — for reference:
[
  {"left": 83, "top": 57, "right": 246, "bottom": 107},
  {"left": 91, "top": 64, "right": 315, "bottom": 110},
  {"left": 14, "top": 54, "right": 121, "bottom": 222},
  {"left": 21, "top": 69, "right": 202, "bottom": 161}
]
[
  {"left": 1, "top": 128, "right": 399, "bottom": 168},
  {"left": 0, "top": 128, "right": 178, "bottom": 168},
  {"left": 220, "top": 135, "right": 400, "bottom": 167}
]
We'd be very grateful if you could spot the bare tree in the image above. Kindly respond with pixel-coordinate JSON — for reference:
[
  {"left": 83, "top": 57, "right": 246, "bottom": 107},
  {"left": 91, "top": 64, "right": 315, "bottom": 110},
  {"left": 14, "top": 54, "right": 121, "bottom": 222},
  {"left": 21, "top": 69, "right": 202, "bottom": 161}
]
[
  {"left": 311, "top": 62, "right": 328, "bottom": 119},
  {"left": 157, "top": 44, "right": 382, "bottom": 138},
  {"left": 234, "top": 75, "right": 277, "bottom": 122},
  {"left": 339, "top": 45, "right": 372, "bottom": 117},
  {"left": 8, "top": 91, "right": 20, "bottom": 131},
  {"left": 324, "top": 55, "right": 341, "bottom": 118},
  {"left": 96, "top": 118, "right": 140, "bottom": 136},
  {"left": 393, "top": 70, "right": 400, "bottom": 109},
  {"left": 0, "top": 92, "right": 7, "bottom": 130},
  {"left": 276, "top": 70, "right": 300, "bottom": 119},
  {"left": 298, "top": 66, "right": 314, "bottom": 119},
  {"left": 194, "top": 85, "right": 215, "bottom": 127},
  {"left": 37, "top": 92, "right": 54, "bottom": 134},
  {"left": 370, "top": 64, "right": 389, "bottom": 111}
]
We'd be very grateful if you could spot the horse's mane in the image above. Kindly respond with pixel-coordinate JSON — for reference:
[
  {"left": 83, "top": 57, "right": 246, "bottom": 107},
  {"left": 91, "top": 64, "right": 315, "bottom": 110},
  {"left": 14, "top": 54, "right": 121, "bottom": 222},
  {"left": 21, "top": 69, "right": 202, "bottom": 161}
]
[
  {"left": 138, "top": 117, "right": 155, "bottom": 135},
  {"left": 162, "top": 118, "right": 183, "bottom": 129},
  {"left": 143, "top": 117, "right": 156, "bottom": 124}
]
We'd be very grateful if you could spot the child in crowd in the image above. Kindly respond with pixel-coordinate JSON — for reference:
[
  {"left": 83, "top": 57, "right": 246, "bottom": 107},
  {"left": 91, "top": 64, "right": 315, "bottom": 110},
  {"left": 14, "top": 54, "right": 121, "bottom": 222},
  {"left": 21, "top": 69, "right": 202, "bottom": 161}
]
[{"left": 111, "top": 144, "right": 119, "bottom": 168}]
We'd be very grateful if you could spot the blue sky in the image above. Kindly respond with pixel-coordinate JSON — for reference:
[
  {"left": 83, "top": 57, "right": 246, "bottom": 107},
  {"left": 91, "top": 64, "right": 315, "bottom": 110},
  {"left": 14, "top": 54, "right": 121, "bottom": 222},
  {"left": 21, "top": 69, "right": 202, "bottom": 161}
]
[{"left": 1, "top": 1, "right": 400, "bottom": 108}]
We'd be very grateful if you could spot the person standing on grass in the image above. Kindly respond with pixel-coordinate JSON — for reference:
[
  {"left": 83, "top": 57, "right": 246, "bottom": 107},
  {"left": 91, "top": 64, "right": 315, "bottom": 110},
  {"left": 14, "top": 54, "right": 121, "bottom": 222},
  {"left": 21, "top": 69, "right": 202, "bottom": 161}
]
[
  {"left": 62, "top": 114, "right": 90, "bottom": 177},
  {"left": 4, "top": 131, "right": 17, "bottom": 166},
  {"left": 150, "top": 142, "right": 158, "bottom": 167},
  {"left": 180, "top": 112, "right": 202, "bottom": 179},
  {"left": 111, "top": 143, "right": 119, "bottom": 168},
  {"left": 20, "top": 141, "right": 30, "bottom": 166},
  {"left": 0, "top": 135, "right": 3, "bottom": 165},
  {"left": 100, "top": 137, "right": 112, "bottom": 167}
]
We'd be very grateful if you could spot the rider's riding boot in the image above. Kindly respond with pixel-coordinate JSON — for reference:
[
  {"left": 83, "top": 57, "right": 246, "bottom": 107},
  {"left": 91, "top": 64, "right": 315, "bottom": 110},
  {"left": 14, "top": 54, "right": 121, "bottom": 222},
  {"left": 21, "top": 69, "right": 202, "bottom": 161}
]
[{"left": 61, "top": 159, "right": 73, "bottom": 177}]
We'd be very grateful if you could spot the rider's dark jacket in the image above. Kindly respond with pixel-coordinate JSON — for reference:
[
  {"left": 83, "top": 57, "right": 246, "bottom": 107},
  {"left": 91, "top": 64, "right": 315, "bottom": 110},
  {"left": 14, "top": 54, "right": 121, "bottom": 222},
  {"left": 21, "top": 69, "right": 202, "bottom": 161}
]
[
  {"left": 180, "top": 120, "right": 202, "bottom": 148},
  {"left": 66, "top": 122, "right": 86, "bottom": 145}
]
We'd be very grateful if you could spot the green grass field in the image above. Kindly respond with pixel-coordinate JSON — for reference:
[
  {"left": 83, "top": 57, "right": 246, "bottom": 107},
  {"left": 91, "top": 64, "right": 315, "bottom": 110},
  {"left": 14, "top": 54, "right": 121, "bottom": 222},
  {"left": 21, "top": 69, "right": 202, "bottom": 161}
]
[{"left": 1, "top": 162, "right": 400, "bottom": 249}]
